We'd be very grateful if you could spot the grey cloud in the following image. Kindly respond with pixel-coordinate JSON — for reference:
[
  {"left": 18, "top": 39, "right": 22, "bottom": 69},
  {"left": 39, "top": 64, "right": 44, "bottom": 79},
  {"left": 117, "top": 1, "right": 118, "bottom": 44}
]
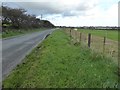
[
  {"left": 13, "top": 2, "right": 64, "bottom": 15},
  {"left": 5, "top": 1, "right": 97, "bottom": 17}
]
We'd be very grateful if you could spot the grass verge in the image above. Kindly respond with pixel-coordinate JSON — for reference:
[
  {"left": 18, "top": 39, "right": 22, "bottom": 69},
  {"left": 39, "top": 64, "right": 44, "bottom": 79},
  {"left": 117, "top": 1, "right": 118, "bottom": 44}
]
[
  {"left": 2, "top": 28, "right": 47, "bottom": 38},
  {"left": 0, "top": 33, "right": 1, "bottom": 38},
  {"left": 3, "top": 30, "right": 118, "bottom": 88}
]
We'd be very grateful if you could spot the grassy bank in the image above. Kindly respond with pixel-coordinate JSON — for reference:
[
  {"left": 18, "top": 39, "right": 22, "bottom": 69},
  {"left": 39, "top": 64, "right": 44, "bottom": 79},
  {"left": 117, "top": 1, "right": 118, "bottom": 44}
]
[
  {"left": 78, "top": 29, "right": 118, "bottom": 41},
  {"left": 2, "top": 28, "right": 47, "bottom": 38},
  {"left": 0, "top": 33, "right": 1, "bottom": 38},
  {"left": 3, "top": 30, "right": 118, "bottom": 88}
]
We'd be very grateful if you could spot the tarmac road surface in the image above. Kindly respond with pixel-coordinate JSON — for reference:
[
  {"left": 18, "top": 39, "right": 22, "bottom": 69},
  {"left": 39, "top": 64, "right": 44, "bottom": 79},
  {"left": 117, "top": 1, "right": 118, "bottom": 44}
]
[{"left": 2, "top": 29, "right": 55, "bottom": 80}]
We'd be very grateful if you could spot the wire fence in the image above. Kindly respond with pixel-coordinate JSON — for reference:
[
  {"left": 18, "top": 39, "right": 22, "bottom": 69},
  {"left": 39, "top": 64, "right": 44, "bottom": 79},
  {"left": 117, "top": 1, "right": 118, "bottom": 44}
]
[{"left": 65, "top": 29, "right": 118, "bottom": 60}]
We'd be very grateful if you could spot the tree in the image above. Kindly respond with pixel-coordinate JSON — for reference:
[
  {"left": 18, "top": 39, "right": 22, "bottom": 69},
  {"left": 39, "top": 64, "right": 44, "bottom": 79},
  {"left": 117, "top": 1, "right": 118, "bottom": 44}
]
[{"left": 2, "top": 6, "right": 55, "bottom": 30}]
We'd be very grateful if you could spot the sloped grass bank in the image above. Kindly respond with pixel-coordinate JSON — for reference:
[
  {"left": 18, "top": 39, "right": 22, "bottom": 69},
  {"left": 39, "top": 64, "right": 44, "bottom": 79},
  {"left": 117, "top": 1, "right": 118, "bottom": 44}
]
[
  {"left": 2, "top": 28, "right": 46, "bottom": 38},
  {"left": 3, "top": 30, "right": 118, "bottom": 88}
]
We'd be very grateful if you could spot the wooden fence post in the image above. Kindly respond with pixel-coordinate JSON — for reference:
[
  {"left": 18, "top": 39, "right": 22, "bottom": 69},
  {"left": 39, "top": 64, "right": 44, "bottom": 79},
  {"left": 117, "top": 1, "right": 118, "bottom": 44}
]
[
  {"left": 79, "top": 32, "right": 82, "bottom": 43},
  {"left": 103, "top": 36, "right": 106, "bottom": 53},
  {"left": 69, "top": 29, "right": 72, "bottom": 44},
  {"left": 88, "top": 33, "right": 91, "bottom": 48},
  {"left": 70, "top": 29, "right": 71, "bottom": 38},
  {"left": 76, "top": 31, "right": 78, "bottom": 41},
  {"left": 77, "top": 31, "right": 79, "bottom": 42},
  {"left": 74, "top": 30, "right": 75, "bottom": 39}
]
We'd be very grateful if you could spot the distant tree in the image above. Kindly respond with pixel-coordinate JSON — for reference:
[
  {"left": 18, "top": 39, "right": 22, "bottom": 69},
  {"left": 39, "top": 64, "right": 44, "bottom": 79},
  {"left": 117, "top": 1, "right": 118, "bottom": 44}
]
[
  {"left": 2, "top": 6, "right": 26, "bottom": 28},
  {"left": 2, "top": 6, "right": 10, "bottom": 25}
]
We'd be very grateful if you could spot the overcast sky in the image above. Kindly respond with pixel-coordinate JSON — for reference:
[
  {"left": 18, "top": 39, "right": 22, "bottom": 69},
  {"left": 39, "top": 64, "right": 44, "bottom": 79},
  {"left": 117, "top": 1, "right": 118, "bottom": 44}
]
[{"left": 2, "top": 0, "right": 119, "bottom": 26}]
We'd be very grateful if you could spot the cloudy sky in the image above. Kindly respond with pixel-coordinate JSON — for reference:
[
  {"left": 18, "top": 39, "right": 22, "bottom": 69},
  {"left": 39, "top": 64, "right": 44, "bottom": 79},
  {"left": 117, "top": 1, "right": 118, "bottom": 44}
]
[{"left": 2, "top": 0, "right": 119, "bottom": 26}]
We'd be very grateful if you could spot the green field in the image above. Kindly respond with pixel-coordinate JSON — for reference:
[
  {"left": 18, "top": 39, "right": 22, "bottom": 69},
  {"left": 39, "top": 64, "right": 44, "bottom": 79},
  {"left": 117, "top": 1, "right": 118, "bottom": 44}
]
[
  {"left": 78, "top": 29, "right": 118, "bottom": 41},
  {"left": 3, "top": 30, "right": 118, "bottom": 88}
]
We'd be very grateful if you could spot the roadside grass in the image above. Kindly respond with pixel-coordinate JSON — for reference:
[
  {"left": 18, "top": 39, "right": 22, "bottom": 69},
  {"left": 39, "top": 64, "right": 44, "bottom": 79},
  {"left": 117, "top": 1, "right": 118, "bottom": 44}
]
[
  {"left": 2, "top": 28, "right": 47, "bottom": 38},
  {"left": 78, "top": 29, "right": 118, "bottom": 41},
  {"left": 3, "top": 30, "right": 118, "bottom": 88},
  {"left": 0, "top": 33, "right": 1, "bottom": 38}
]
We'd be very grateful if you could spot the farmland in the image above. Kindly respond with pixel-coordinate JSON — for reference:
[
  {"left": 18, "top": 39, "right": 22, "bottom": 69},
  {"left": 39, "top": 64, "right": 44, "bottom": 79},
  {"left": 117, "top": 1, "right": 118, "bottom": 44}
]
[
  {"left": 3, "top": 29, "right": 118, "bottom": 88},
  {"left": 78, "top": 29, "right": 118, "bottom": 41}
]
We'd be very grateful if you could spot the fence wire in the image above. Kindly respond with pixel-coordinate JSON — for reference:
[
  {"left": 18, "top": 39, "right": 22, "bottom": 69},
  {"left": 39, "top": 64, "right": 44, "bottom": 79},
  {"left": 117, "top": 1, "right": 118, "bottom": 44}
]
[{"left": 65, "top": 29, "right": 118, "bottom": 60}]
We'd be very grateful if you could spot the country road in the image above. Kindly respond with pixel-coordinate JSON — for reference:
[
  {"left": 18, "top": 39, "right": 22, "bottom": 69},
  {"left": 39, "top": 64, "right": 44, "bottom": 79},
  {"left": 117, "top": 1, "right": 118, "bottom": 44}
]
[{"left": 2, "top": 29, "right": 55, "bottom": 80}]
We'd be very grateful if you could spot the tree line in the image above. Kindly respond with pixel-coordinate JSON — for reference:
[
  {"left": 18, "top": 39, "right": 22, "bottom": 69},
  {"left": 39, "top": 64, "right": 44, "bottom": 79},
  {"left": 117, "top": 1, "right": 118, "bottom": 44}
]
[{"left": 2, "top": 6, "right": 54, "bottom": 31}]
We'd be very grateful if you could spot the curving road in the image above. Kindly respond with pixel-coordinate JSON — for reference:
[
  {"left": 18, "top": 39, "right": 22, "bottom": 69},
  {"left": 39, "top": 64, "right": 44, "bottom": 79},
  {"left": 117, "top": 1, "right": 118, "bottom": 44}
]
[{"left": 2, "top": 29, "right": 55, "bottom": 80}]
